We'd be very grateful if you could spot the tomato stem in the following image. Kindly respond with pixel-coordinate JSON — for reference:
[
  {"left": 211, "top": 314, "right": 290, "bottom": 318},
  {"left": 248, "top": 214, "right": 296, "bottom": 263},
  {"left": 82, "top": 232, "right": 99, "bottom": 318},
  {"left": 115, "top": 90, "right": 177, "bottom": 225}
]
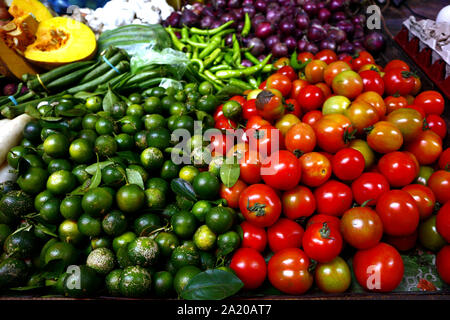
[{"left": 247, "top": 199, "right": 266, "bottom": 216}]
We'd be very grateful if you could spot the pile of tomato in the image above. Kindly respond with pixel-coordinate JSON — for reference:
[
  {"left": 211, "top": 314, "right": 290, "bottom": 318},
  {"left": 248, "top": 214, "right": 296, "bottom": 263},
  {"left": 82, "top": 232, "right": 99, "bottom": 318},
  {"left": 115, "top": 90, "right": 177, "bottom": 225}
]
[{"left": 211, "top": 49, "right": 450, "bottom": 294}]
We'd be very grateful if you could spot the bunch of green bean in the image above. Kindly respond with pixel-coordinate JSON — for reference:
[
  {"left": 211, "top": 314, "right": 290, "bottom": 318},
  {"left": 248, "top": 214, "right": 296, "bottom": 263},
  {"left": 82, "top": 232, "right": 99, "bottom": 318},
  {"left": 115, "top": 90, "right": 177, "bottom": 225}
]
[{"left": 165, "top": 15, "right": 275, "bottom": 92}]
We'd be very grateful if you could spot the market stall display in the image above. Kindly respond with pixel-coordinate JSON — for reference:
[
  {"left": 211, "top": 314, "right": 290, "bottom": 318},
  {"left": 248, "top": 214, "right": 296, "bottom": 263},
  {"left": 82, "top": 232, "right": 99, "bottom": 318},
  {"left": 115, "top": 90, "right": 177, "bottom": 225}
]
[{"left": 0, "top": 0, "right": 449, "bottom": 300}]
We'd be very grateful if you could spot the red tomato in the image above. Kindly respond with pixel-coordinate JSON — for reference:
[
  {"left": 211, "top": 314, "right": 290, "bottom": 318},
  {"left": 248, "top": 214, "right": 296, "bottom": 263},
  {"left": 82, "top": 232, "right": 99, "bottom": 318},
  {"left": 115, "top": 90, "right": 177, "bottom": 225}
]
[
  {"left": 259, "top": 80, "right": 267, "bottom": 90},
  {"left": 314, "top": 257, "right": 352, "bottom": 293},
  {"left": 402, "top": 184, "right": 436, "bottom": 221},
  {"left": 436, "top": 201, "right": 450, "bottom": 242},
  {"left": 428, "top": 170, "right": 450, "bottom": 204},
  {"left": 246, "top": 125, "right": 284, "bottom": 157},
  {"left": 229, "top": 95, "right": 246, "bottom": 107},
  {"left": 407, "top": 104, "right": 426, "bottom": 118},
  {"left": 383, "top": 68, "right": 416, "bottom": 96},
  {"left": 355, "top": 91, "right": 386, "bottom": 118},
  {"left": 255, "top": 88, "right": 285, "bottom": 121},
  {"left": 213, "top": 104, "right": 224, "bottom": 121},
  {"left": 375, "top": 190, "right": 420, "bottom": 236},
  {"left": 313, "top": 114, "right": 354, "bottom": 154},
  {"left": 384, "top": 59, "right": 410, "bottom": 73},
  {"left": 384, "top": 95, "right": 409, "bottom": 114},
  {"left": 323, "top": 61, "right": 351, "bottom": 87},
  {"left": 315, "top": 82, "right": 332, "bottom": 98},
  {"left": 378, "top": 151, "right": 419, "bottom": 187},
  {"left": 230, "top": 248, "right": 267, "bottom": 290},
  {"left": 242, "top": 99, "right": 259, "bottom": 120},
  {"left": 209, "top": 133, "right": 232, "bottom": 156},
  {"left": 290, "top": 79, "right": 309, "bottom": 100},
  {"left": 351, "top": 51, "right": 375, "bottom": 72},
  {"left": 297, "top": 84, "right": 325, "bottom": 112},
  {"left": 314, "top": 180, "right": 353, "bottom": 217},
  {"left": 331, "top": 70, "right": 364, "bottom": 100},
  {"left": 266, "top": 73, "right": 292, "bottom": 97},
  {"left": 239, "top": 221, "right": 267, "bottom": 252},
  {"left": 411, "top": 76, "right": 422, "bottom": 95},
  {"left": 302, "top": 110, "right": 323, "bottom": 127},
  {"left": 267, "top": 218, "right": 304, "bottom": 252},
  {"left": 315, "top": 49, "right": 337, "bottom": 65},
  {"left": 341, "top": 206, "right": 383, "bottom": 249},
  {"left": 297, "top": 52, "right": 314, "bottom": 63},
  {"left": 267, "top": 248, "right": 313, "bottom": 295},
  {"left": 385, "top": 231, "right": 418, "bottom": 252},
  {"left": 366, "top": 121, "right": 403, "bottom": 154},
  {"left": 406, "top": 130, "right": 443, "bottom": 165},
  {"left": 284, "top": 122, "right": 316, "bottom": 155},
  {"left": 331, "top": 148, "right": 365, "bottom": 181},
  {"left": 220, "top": 180, "right": 247, "bottom": 209},
  {"left": 306, "top": 214, "right": 341, "bottom": 230},
  {"left": 359, "top": 69, "right": 384, "bottom": 95},
  {"left": 277, "top": 65, "right": 298, "bottom": 82},
  {"left": 438, "top": 148, "right": 450, "bottom": 170},
  {"left": 414, "top": 90, "right": 445, "bottom": 115},
  {"left": 305, "top": 59, "right": 327, "bottom": 84},
  {"left": 284, "top": 98, "right": 302, "bottom": 118},
  {"left": 299, "top": 152, "right": 332, "bottom": 187},
  {"left": 344, "top": 100, "right": 379, "bottom": 135},
  {"left": 352, "top": 243, "right": 404, "bottom": 292},
  {"left": 245, "top": 115, "right": 271, "bottom": 131},
  {"left": 239, "top": 150, "right": 262, "bottom": 184},
  {"left": 426, "top": 114, "right": 447, "bottom": 140},
  {"left": 215, "top": 116, "right": 237, "bottom": 130},
  {"left": 385, "top": 107, "right": 424, "bottom": 143},
  {"left": 239, "top": 184, "right": 282, "bottom": 228},
  {"left": 302, "top": 222, "right": 343, "bottom": 263},
  {"left": 261, "top": 150, "right": 302, "bottom": 191},
  {"left": 436, "top": 245, "right": 450, "bottom": 285},
  {"left": 282, "top": 185, "right": 316, "bottom": 220},
  {"left": 351, "top": 172, "right": 390, "bottom": 206}
]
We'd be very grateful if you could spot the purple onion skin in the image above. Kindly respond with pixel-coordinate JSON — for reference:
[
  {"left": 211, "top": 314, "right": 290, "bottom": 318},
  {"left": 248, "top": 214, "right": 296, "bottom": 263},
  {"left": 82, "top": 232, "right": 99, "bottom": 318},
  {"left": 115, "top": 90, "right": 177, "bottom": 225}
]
[
  {"left": 252, "top": 14, "right": 266, "bottom": 29},
  {"left": 353, "top": 27, "right": 365, "bottom": 41},
  {"left": 220, "top": 13, "right": 236, "bottom": 26},
  {"left": 307, "top": 23, "right": 327, "bottom": 42},
  {"left": 305, "top": 42, "right": 319, "bottom": 54},
  {"left": 241, "top": 59, "right": 254, "bottom": 67},
  {"left": 180, "top": 9, "right": 199, "bottom": 27},
  {"left": 303, "top": 1, "right": 318, "bottom": 16},
  {"left": 337, "top": 20, "right": 354, "bottom": 36},
  {"left": 236, "top": 21, "right": 245, "bottom": 33},
  {"left": 248, "top": 37, "right": 266, "bottom": 56},
  {"left": 329, "top": 0, "right": 345, "bottom": 12},
  {"left": 266, "top": 9, "right": 283, "bottom": 25},
  {"left": 272, "top": 42, "right": 289, "bottom": 58},
  {"left": 242, "top": 0, "right": 254, "bottom": 6},
  {"left": 165, "top": 12, "right": 181, "bottom": 27},
  {"left": 338, "top": 41, "right": 355, "bottom": 54},
  {"left": 364, "top": 32, "right": 386, "bottom": 54},
  {"left": 295, "top": 13, "right": 310, "bottom": 30},
  {"left": 284, "top": 36, "right": 297, "bottom": 52},
  {"left": 201, "top": 6, "right": 215, "bottom": 17},
  {"left": 214, "top": 0, "right": 226, "bottom": 9},
  {"left": 318, "top": 8, "right": 331, "bottom": 23},
  {"left": 255, "top": 0, "right": 268, "bottom": 12},
  {"left": 233, "top": 8, "right": 244, "bottom": 20},
  {"left": 256, "top": 22, "right": 274, "bottom": 39},
  {"left": 328, "top": 28, "right": 347, "bottom": 44},
  {"left": 280, "top": 19, "right": 295, "bottom": 35},
  {"left": 331, "top": 11, "right": 346, "bottom": 22},
  {"left": 3, "top": 84, "right": 17, "bottom": 96},
  {"left": 200, "top": 16, "right": 213, "bottom": 29},
  {"left": 338, "top": 53, "right": 351, "bottom": 61},
  {"left": 225, "top": 34, "right": 234, "bottom": 47},
  {"left": 228, "top": 0, "right": 240, "bottom": 9},
  {"left": 265, "top": 35, "right": 280, "bottom": 49},
  {"left": 243, "top": 5, "right": 256, "bottom": 18},
  {"left": 297, "top": 39, "right": 309, "bottom": 52},
  {"left": 210, "top": 20, "right": 223, "bottom": 29},
  {"left": 319, "top": 39, "right": 337, "bottom": 51},
  {"left": 258, "top": 54, "right": 267, "bottom": 62},
  {"left": 352, "top": 14, "right": 366, "bottom": 27}
]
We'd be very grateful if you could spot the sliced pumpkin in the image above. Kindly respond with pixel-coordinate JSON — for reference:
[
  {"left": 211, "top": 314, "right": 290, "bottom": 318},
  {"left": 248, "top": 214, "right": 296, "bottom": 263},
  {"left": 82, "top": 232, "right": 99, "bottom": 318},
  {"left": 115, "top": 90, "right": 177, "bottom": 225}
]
[
  {"left": 0, "top": 36, "right": 39, "bottom": 78},
  {"left": 24, "top": 17, "right": 97, "bottom": 69},
  {"left": 1, "top": 13, "right": 39, "bottom": 54},
  {"left": 8, "top": 0, "right": 53, "bottom": 22}
]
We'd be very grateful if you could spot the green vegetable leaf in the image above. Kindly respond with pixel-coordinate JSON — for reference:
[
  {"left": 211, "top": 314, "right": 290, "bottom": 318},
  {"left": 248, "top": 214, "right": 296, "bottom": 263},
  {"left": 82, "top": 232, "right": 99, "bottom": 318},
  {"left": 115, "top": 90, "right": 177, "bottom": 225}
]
[
  {"left": 220, "top": 163, "right": 240, "bottom": 188},
  {"left": 70, "top": 178, "right": 92, "bottom": 195},
  {"left": 103, "top": 85, "right": 121, "bottom": 113},
  {"left": 85, "top": 160, "right": 114, "bottom": 175},
  {"left": 24, "top": 105, "right": 41, "bottom": 119},
  {"left": 74, "top": 91, "right": 105, "bottom": 100},
  {"left": 181, "top": 269, "right": 244, "bottom": 300},
  {"left": 170, "top": 178, "right": 197, "bottom": 202},
  {"left": 126, "top": 168, "right": 144, "bottom": 190},
  {"left": 89, "top": 154, "right": 102, "bottom": 189}
]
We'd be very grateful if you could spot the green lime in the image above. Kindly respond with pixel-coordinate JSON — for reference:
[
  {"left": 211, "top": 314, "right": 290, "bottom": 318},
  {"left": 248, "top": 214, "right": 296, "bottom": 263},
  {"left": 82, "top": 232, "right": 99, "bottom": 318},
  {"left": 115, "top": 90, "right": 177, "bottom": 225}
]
[
  {"left": 60, "top": 196, "right": 83, "bottom": 220},
  {"left": 20, "top": 139, "right": 34, "bottom": 149},
  {"left": 85, "top": 96, "right": 102, "bottom": 112},
  {"left": 193, "top": 225, "right": 216, "bottom": 251},
  {"left": 0, "top": 224, "right": 12, "bottom": 248},
  {"left": 48, "top": 159, "right": 72, "bottom": 174},
  {"left": 217, "top": 231, "right": 241, "bottom": 254},
  {"left": 101, "top": 164, "right": 126, "bottom": 187},
  {"left": 127, "top": 104, "right": 144, "bottom": 117},
  {"left": 174, "top": 265, "right": 201, "bottom": 295},
  {"left": 153, "top": 271, "right": 174, "bottom": 297},
  {"left": 133, "top": 213, "right": 161, "bottom": 236},
  {"left": 116, "top": 184, "right": 145, "bottom": 214},
  {"left": 205, "top": 206, "right": 234, "bottom": 235},
  {"left": 144, "top": 114, "right": 166, "bottom": 130},
  {"left": 134, "top": 130, "right": 148, "bottom": 150},
  {"left": 127, "top": 237, "right": 159, "bottom": 267},
  {"left": 105, "top": 269, "right": 123, "bottom": 296},
  {"left": 78, "top": 129, "right": 98, "bottom": 145},
  {"left": 17, "top": 167, "right": 48, "bottom": 195},
  {"left": 112, "top": 231, "right": 136, "bottom": 253},
  {"left": 176, "top": 195, "right": 195, "bottom": 211},
  {"left": 128, "top": 164, "right": 148, "bottom": 183},
  {"left": 171, "top": 211, "right": 198, "bottom": 239},
  {"left": 184, "top": 83, "right": 198, "bottom": 93},
  {"left": 40, "top": 128, "right": 59, "bottom": 141},
  {"left": 87, "top": 248, "right": 116, "bottom": 275},
  {"left": 69, "top": 138, "right": 94, "bottom": 164},
  {"left": 145, "top": 177, "right": 169, "bottom": 194},
  {"left": 193, "top": 172, "right": 220, "bottom": 200},
  {"left": 91, "top": 237, "right": 111, "bottom": 249},
  {"left": 140, "top": 147, "right": 164, "bottom": 170},
  {"left": 39, "top": 198, "right": 62, "bottom": 223},
  {"left": 169, "top": 102, "right": 187, "bottom": 116},
  {"left": 191, "top": 200, "right": 212, "bottom": 222},
  {"left": 173, "top": 115, "right": 195, "bottom": 134},
  {"left": 222, "top": 100, "right": 242, "bottom": 119},
  {"left": 34, "top": 190, "right": 55, "bottom": 212},
  {"left": 72, "top": 164, "right": 90, "bottom": 184},
  {"left": 63, "top": 265, "right": 101, "bottom": 298},
  {"left": 44, "top": 241, "right": 78, "bottom": 267},
  {"left": 46, "top": 170, "right": 76, "bottom": 195},
  {"left": 110, "top": 102, "right": 127, "bottom": 120},
  {"left": 82, "top": 187, "right": 113, "bottom": 217},
  {"left": 43, "top": 133, "right": 69, "bottom": 158},
  {"left": 94, "top": 135, "right": 118, "bottom": 158},
  {"left": 116, "top": 246, "right": 133, "bottom": 268},
  {"left": 198, "top": 81, "right": 214, "bottom": 95},
  {"left": 102, "top": 210, "right": 127, "bottom": 237},
  {"left": 161, "top": 203, "right": 179, "bottom": 221},
  {"left": 0, "top": 258, "right": 29, "bottom": 289},
  {"left": 119, "top": 115, "right": 143, "bottom": 135},
  {"left": 119, "top": 265, "right": 152, "bottom": 298},
  {"left": 58, "top": 219, "right": 83, "bottom": 245},
  {"left": 179, "top": 165, "right": 199, "bottom": 183},
  {"left": 77, "top": 213, "right": 102, "bottom": 237},
  {"left": 95, "top": 117, "right": 115, "bottom": 135},
  {"left": 115, "top": 133, "right": 134, "bottom": 151},
  {"left": 23, "top": 153, "right": 44, "bottom": 168},
  {"left": 23, "top": 121, "right": 42, "bottom": 143},
  {"left": 67, "top": 116, "right": 83, "bottom": 131},
  {"left": 165, "top": 86, "right": 176, "bottom": 96},
  {"left": 143, "top": 96, "right": 162, "bottom": 114},
  {"left": 7, "top": 146, "right": 27, "bottom": 169},
  {"left": 154, "top": 232, "right": 179, "bottom": 257},
  {"left": 0, "top": 190, "right": 33, "bottom": 220},
  {"left": 197, "top": 95, "right": 219, "bottom": 114},
  {"left": 199, "top": 251, "right": 215, "bottom": 270},
  {"left": 161, "top": 160, "right": 180, "bottom": 180},
  {"left": 167, "top": 115, "right": 179, "bottom": 132},
  {"left": 174, "top": 91, "right": 186, "bottom": 102},
  {"left": 161, "top": 95, "right": 177, "bottom": 114},
  {"left": 147, "top": 127, "right": 171, "bottom": 149}
]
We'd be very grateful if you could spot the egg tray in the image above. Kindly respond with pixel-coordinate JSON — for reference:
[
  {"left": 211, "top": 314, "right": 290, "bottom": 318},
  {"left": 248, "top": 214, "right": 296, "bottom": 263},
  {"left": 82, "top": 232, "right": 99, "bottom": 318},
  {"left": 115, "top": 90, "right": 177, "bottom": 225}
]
[{"left": 394, "top": 26, "right": 450, "bottom": 100}]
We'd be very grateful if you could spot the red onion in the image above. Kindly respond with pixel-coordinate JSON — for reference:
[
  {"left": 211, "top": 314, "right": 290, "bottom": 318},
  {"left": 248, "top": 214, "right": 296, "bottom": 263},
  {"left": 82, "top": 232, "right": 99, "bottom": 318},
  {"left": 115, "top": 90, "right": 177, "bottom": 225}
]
[
  {"left": 280, "top": 19, "right": 296, "bottom": 35},
  {"left": 225, "top": 34, "right": 234, "bottom": 46},
  {"left": 232, "top": 8, "right": 244, "bottom": 20},
  {"left": 295, "top": 13, "right": 310, "bottom": 30},
  {"left": 201, "top": 6, "right": 215, "bottom": 17},
  {"left": 258, "top": 54, "right": 268, "bottom": 61},
  {"left": 353, "top": 26, "right": 365, "bottom": 41},
  {"left": 213, "top": 0, "right": 226, "bottom": 9},
  {"left": 272, "top": 42, "right": 289, "bottom": 57},
  {"left": 331, "top": 11, "right": 346, "bottom": 22},
  {"left": 352, "top": 14, "right": 366, "bottom": 26},
  {"left": 318, "top": 8, "right": 331, "bottom": 23},
  {"left": 243, "top": 5, "right": 256, "bottom": 18},
  {"left": 303, "top": 1, "right": 318, "bottom": 16},
  {"left": 3, "top": 84, "right": 17, "bottom": 96},
  {"left": 266, "top": 9, "right": 283, "bottom": 24},
  {"left": 180, "top": 9, "right": 199, "bottom": 27},
  {"left": 297, "top": 39, "right": 309, "bottom": 52},
  {"left": 329, "top": 0, "right": 345, "bottom": 12},
  {"left": 241, "top": 59, "right": 254, "bottom": 67},
  {"left": 210, "top": 20, "right": 223, "bottom": 29},
  {"left": 336, "top": 20, "right": 354, "bottom": 36},
  {"left": 242, "top": 0, "right": 254, "bottom": 6},
  {"left": 284, "top": 36, "right": 297, "bottom": 52},
  {"left": 247, "top": 37, "right": 266, "bottom": 56},
  {"left": 228, "top": 0, "right": 240, "bottom": 8},
  {"left": 220, "top": 13, "right": 236, "bottom": 26},
  {"left": 255, "top": 0, "right": 268, "bottom": 12},
  {"left": 364, "top": 32, "right": 386, "bottom": 54},
  {"left": 256, "top": 22, "right": 274, "bottom": 39},
  {"left": 328, "top": 28, "right": 347, "bottom": 44},
  {"left": 319, "top": 39, "right": 337, "bottom": 51},
  {"left": 307, "top": 23, "right": 327, "bottom": 42},
  {"left": 305, "top": 42, "right": 319, "bottom": 54},
  {"left": 237, "top": 21, "right": 245, "bottom": 33},
  {"left": 252, "top": 14, "right": 266, "bottom": 29},
  {"left": 164, "top": 12, "right": 181, "bottom": 27},
  {"left": 338, "top": 41, "right": 354, "bottom": 54},
  {"left": 265, "top": 35, "right": 280, "bottom": 49},
  {"left": 200, "top": 16, "right": 213, "bottom": 29}
]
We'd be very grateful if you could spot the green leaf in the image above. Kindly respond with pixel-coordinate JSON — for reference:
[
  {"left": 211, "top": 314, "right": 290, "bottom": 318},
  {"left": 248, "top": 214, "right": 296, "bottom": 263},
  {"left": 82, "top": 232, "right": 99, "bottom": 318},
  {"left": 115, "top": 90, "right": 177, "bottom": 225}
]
[
  {"left": 219, "top": 163, "right": 240, "bottom": 188},
  {"left": 70, "top": 178, "right": 92, "bottom": 195},
  {"left": 89, "top": 154, "right": 102, "bottom": 190},
  {"left": 103, "top": 85, "right": 121, "bottom": 113},
  {"left": 24, "top": 105, "right": 41, "bottom": 119},
  {"left": 126, "top": 168, "right": 144, "bottom": 190},
  {"left": 35, "top": 223, "right": 58, "bottom": 238},
  {"left": 170, "top": 178, "right": 197, "bottom": 202},
  {"left": 181, "top": 269, "right": 244, "bottom": 300},
  {"left": 40, "top": 116, "right": 63, "bottom": 122},
  {"left": 74, "top": 91, "right": 104, "bottom": 100},
  {"left": 85, "top": 160, "right": 114, "bottom": 175},
  {"left": 57, "top": 107, "right": 87, "bottom": 117}
]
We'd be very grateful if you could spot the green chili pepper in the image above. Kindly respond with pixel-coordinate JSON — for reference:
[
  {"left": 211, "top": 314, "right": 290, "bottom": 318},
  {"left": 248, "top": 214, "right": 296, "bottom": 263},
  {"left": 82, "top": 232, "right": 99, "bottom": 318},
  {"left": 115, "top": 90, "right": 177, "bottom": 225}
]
[
  {"left": 215, "top": 54, "right": 272, "bottom": 79},
  {"left": 214, "top": 52, "right": 225, "bottom": 65},
  {"left": 212, "top": 29, "right": 235, "bottom": 40},
  {"left": 190, "top": 59, "right": 205, "bottom": 73},
  {"left": 166, "top": 26, "right": 187, "bottom": 52},
  {"left": 229, "top": 78, "right": 253, "bottom": 91},
  {"left": 189, "top": 20, "right": 235, "bottom": 36},
  {"left": 247, "top": 76, "right": 259, "bottom": 89},
  {"left": 232, "top": 34, "right": 241, "bottom": 66},
  {"left": 290, "top": 51, "right": 311, "bottom": 71},
  {"left": 224, "top": 52, "right": 234, "bottom": 67},
  {"left": 199, "top": 36, "right": 221, "bottom": 59},
  {"left": 244, "top": 52, "right": 259, "bottom": 65},
  {"left": 209, "top": 64, "right": 232, "bottom": 73},
  {"left": 181, "top": 27, "right": 189, "bottom": 42},
  {"left": 204, "top": 48, "right": 222, "bottom": 68},
  {"left": 198, "top": 73, "right": 223, "bottom": 91},
  {"left": 241, "top": 13, "right": 251, "bottom": 37},
  {"left": 262, "top": 64, "right": 275, "bottom": 73},
  {"left": 186, "top": 39, "right": 208, "bottom": 48},
  {"left": 204, "top": 70, "right": 225, "bottom": 85}
]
